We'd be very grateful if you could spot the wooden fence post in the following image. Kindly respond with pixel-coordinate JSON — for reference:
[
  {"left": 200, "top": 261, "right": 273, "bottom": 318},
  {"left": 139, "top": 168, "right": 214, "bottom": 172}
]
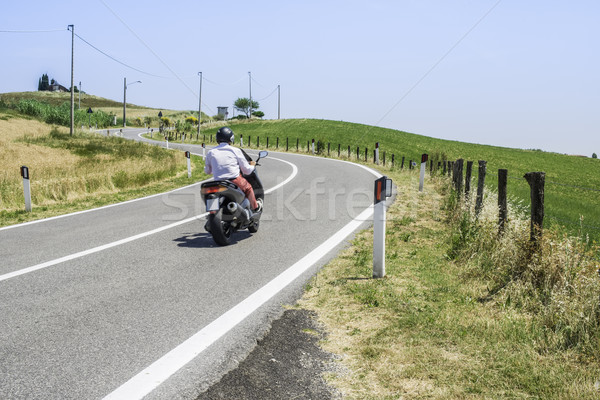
[
  {"left": 401, "top": 156, "right": 405, "bottom": 170},
  {"left": 443, "top": 160, "right": 447, "bottom": 175},
  {"left": 498, "top": 169, "right": 508, "bottom": 234},
  {"left": 475, "top": 160, "right": 487, "bottom": 216},
  {"left": 357, "top": 146, "right": 360, "bottom": 160},
  {"left": 286, "top": 137, "right": 289, "bottom": 151},
  {"left": 454, "top": 159, "right": 464, "bottom": 194},
  {"left": 465, "top": 160, "right": 473, "bottom": 198},
  {"left": 338, "top": 144, "right": 341, "bottom": 157},
  {"left": 524, "top": 172, "right": 545, "bottom": 245},
  {"left": 296, "top": 138, "right": 299, "bottom": 151},
  {"left": 391, "top": 154, "right": 395, "bottom": 167}
]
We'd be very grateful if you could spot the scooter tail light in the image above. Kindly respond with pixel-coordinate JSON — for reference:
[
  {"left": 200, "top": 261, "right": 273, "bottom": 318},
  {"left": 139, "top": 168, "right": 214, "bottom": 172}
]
[{"left": 202, "top": 186, "right": 227, "bottom": 195}]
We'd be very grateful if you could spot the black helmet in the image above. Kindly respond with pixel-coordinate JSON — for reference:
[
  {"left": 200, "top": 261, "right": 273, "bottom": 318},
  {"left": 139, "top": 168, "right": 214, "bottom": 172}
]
[{"left": 216, "top": 126, "right": 234, "bottom": 144}]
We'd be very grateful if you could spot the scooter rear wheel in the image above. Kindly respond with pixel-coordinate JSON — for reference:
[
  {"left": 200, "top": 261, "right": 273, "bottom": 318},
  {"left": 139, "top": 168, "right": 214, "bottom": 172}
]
[
  {"left": 209, "top": 209, "right": 233, "bottom": 246},
  {"left": 248, "top": 219, "right": 259, "bottom": 233}
]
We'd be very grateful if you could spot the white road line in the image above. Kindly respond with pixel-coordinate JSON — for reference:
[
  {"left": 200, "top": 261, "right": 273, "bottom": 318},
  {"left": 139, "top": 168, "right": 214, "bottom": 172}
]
[
  {"left": 0, "top": 156, "right": 298, "bottom": 283},
  {"left": 0, "top": 214, "right": 206, "bottom": 283},
  {"left": 103, "top": 204, "right": 375, "bottom": 400},
  {"left": 0, "top": 180, "right": 209, "bottom": 232}
]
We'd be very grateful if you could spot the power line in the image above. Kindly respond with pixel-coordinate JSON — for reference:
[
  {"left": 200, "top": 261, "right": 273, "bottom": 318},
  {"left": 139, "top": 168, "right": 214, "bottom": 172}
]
[
  {"left": 0, "top": 29, "right": 64, "bottom": 33},
  {"left": 99, "top": 0, "right": 200, "bottom": 103},
  {"left": 255, "top": 86, "right": 279, "bottom": 102},
  {"left": 374, "top": 0, "right": 504, "bottom": 126},
  {"left": 74, "top": 32, "right": 168, "bottom": 78},
  {"left": 203, "top": 75, "right": 247, "bottom": 86}
]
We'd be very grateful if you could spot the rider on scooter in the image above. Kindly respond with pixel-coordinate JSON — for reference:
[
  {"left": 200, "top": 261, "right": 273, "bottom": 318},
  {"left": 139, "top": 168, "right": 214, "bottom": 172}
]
[{"left": 204, "top": 126, "right": 261, "bottom": 212}]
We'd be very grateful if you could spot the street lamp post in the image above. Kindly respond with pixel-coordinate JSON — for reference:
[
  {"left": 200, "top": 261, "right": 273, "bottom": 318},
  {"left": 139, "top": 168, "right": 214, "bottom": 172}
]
[{"left": 123, "top": 77, "right": 141, "bottom": 127}]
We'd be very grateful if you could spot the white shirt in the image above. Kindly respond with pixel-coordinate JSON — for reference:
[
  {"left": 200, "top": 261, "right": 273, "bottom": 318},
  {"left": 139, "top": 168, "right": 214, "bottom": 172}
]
[{"left": 204, "top": 143, "right": 255, "bottom": 180}]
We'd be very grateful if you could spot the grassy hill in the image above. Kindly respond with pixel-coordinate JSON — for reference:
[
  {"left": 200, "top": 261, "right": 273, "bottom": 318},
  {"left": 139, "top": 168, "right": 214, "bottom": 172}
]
[
  {"left": 219, "top": 119, "right": 600, "bottom": 242},
  {"left": 2, "top": 91, "right": 598, "bottom": 241},
  {"left": 0, "top": 91, "right": 199, "bottom": 128},
  {"left": 0, "top": 91, "right": 149, "bottom": 109}
]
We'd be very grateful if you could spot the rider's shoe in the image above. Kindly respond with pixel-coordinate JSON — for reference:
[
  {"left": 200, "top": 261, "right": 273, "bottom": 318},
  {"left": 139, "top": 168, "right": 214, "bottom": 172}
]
[{"left": 254, "top": 198, "right": 263, "bottom": 213}]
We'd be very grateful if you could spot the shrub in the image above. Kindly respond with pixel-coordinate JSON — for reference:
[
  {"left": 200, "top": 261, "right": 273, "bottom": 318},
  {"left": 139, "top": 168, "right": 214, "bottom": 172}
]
[{"left": 444, "top": 180, "right": 600, "bottom": 358}]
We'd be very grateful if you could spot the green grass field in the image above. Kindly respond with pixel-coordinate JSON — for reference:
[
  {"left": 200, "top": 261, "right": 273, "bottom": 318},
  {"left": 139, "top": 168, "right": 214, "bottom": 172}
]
[{"left": 216, "top": 119, "right": 600, "bottom": 242}]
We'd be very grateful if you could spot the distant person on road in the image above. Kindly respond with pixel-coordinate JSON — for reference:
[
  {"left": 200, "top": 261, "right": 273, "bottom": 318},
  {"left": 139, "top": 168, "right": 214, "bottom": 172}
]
[{"left": 204, "top": 126, "right": 260, "bottom": 212}]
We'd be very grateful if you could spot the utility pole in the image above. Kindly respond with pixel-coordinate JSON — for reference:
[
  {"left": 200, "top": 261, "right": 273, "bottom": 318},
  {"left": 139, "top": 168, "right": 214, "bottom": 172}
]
[
  {"left": 79, "top": 81, "right": 81, "bottom": 110},
  {"left": 277, "top": 84, "right": 280, "bottom": 119},
  {"left": 123, "top": 78, "right": 141, "bottom": 127},
  {"left": 68, "top": 24, "right": 74, "bottom": 135},
  {"left": 248, "top": 71, "right": 252, "bottom": 118},
  {"left": 123, "top": 77, "right": 126, "bottom": 127},
  {"left": 197, "top": 72, "right": 202, "bottom": 135}
]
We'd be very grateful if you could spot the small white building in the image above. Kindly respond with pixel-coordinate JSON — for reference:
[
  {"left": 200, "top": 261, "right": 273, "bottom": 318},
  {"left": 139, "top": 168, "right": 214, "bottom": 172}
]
[{"left": 217, "top": 106, "right": 229, "bottom": 119}]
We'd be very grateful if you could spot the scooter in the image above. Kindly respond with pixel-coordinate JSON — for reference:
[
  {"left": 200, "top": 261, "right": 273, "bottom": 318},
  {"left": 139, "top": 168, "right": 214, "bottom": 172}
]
[{"left": 200, "top": 150, "right": 267, "bottom": 246}]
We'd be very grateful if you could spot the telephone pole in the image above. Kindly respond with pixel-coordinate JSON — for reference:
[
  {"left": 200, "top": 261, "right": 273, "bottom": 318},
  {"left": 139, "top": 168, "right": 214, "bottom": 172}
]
[
  {"left": 197, "top": 72, "right": 202, "bottom": 135},
  {"left": 248, "top": 71, "right": 252, "bottom": 118},
  {"left": 68, "top": 24, "right": 74, "bottom": 135},
  {"left": 277, "top": 84, "right": 280, "bottom": 119}
]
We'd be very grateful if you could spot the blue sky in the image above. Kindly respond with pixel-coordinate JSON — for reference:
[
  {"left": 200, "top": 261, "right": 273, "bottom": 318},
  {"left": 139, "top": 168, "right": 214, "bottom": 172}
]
[{"left": 1, "top": 0, "right": 598, "bottom": 156}]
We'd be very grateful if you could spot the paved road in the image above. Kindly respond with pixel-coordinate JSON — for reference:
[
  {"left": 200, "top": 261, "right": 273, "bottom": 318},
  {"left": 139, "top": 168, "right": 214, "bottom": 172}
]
[{"left": 0, "top": 128, "right": 380, "bottom": 399}]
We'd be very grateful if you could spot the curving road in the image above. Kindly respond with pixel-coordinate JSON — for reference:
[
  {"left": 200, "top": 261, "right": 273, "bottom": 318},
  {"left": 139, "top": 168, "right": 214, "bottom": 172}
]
[{"left": 0, "top": 128, "right": 382, "bottom": 399}]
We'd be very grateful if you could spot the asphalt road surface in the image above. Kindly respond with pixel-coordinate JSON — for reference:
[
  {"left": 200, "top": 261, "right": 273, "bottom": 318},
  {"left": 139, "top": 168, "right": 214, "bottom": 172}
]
[{"left": 0, "top": 128, "right": 381, "bottom": 399}]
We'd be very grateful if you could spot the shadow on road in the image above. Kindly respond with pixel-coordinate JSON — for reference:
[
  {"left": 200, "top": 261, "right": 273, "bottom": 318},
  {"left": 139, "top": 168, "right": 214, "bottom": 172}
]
[{"left": 174, "top": 231, "right": 253, "bottom": 248}]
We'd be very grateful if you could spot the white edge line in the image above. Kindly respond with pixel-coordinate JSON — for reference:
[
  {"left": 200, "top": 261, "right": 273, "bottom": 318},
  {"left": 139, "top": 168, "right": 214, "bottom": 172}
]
[
  {"left": 104, "top": 154, "right": 380, "bottom": 399},
  {"left": 0, "top": 153, "right": 209, "bottom": 232},
  {"left": 103, "top": 204, "right": 375, "bottom": 400},
  {"left": 0, "top": 155, "right": 298, "bottom": 283},
  {"left": 0, "top": 214, "right": 208, "bottom": 283}
]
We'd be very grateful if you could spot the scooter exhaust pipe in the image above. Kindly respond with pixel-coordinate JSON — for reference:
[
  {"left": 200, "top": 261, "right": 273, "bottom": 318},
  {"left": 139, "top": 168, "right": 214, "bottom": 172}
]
[
  {"left": 227, "top": 202, "right": 238, "bottom": 213},
  {"left": 227, "top": 202, "right": 249, "bottom": 222}
]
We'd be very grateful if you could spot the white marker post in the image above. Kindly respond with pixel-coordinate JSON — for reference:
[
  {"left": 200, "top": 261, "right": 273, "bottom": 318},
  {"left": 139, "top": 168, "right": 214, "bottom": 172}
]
[
  {"left": 373, "top": 176, "right": 392, "bottom": 278},
  {"left": 311, "top": 139, "right": 315, "bottom": 155},
  {"left": 21, "top": 166, "right": 32, "bottom": 212},
  {"left": 375, "top": 142, "right": 380, "bottom": 165},
  {"left": 185, "top": 151, "right": 191, "bottom": 178},
  {"left": 419, "top": 153, "right": 428, "bottom": 192},
  {"left": 240, "top": 135, "right": 244, "bottom": 148},
  {"left": 202, "top": 143, "right": 206, "bottom": 158},
  {"left": 166, "top": 136, "right": 169, "bottom": 149}
]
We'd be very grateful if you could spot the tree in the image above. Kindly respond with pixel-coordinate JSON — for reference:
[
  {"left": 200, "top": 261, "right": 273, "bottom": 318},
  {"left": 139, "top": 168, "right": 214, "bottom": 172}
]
[
  {"left": 252, "top": 111, "right": 265, "bottom": 119},
  {"left": 38, "top": 74, "right": 49, "bottom": 91},
  {"left": 234, "top": 97, "right": 259, "bottom": 118},
  {"left": 593, "top": 153, "right": 598, "bottom": 159}
]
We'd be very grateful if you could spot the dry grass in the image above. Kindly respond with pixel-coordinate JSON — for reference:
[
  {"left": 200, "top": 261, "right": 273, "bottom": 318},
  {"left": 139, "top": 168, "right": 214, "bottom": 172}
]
[
  {"left": 0, "top": 116, "right": 190, "bottom": 216},
  {"left": 298, "top": 168, "right": 600, "bottom": 399}
]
